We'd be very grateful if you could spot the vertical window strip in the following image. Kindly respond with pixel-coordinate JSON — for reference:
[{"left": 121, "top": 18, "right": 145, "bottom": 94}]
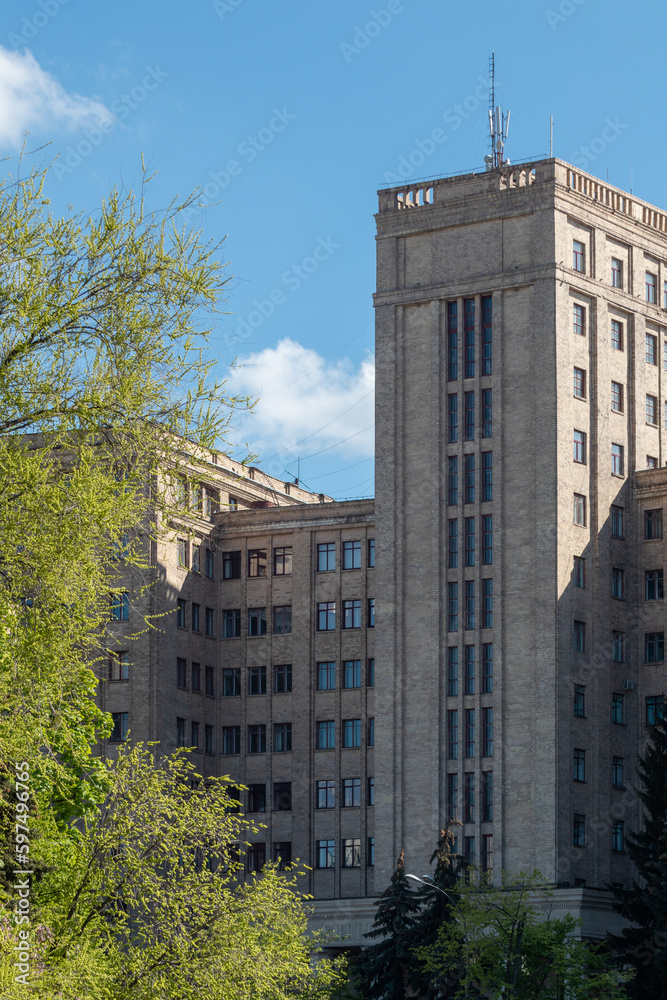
[
  {"left": 448, "top": 301, "right": 458, "bottom": 381},
  {"left": 481, "top": 295, "right": 492, "bottom": 375}
]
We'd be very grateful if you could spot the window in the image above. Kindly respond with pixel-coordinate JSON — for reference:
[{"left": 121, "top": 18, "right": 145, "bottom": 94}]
[
  {"left": 465, "top": 517, "right": 475, "bottom": 567},
  {"left": 448, "top": 394, "right": 458, "bottom": 443},
  {"left": 611, "top": 318, "right": 623, "bottom": 350},
  {"left": 573, "top": 367, "right": 585, "bottom": 398},
  {"left": 205, "top": 724, "right": 213, "bottom": 755},
  {"left": 646, "top": 272, "right": 657, "bottom": 304},
  {"left": 343, "top": 540, "right": 361, "bottom": 570},
  {"left": 222, "top": 550, "right": 241, "bottom": 580},
  {"left": 613, "top": 756, "right": 624, "bottom": 789},
  {"left": 448, "top": 456, "right": 458, "bottom": 506},
  {"left": 248, "top": 548, "right": 267, "bottom": 577},
  {"left": 176, "top": 599, "right": 186, "bottom": 629},
  {"left": 664, "top": 280, "right": 667, "bottom": 309},
  {"left": 111, "top": 592, "right": 130, "bottom": 621},
  {"left": 611, "top": 693, "right": 624, "bottom": 725},
  {"left": 275, "top": 663, "right": 292, "bottom": 693},
  {"left": 228, "top": 495, "right": 239, "bottom": 511},
  {"left": 464, "top": 836, "right": 476, "bottom": 868},
  {"left": 574, "top": 494, "right": 586, "bottom": 526},
  {"left": 368, "top": 837, "right": 375, "bottom": 867},
  {"left": 191, "top": 662, "right": 200, "bottom": 692},
  {"left": 447, "top": 773, "right": 458, "bottom": 821},
  {"left": 447, "top": 647, "right": 458, "bottom": 696},
  {"left": 317, "top": 661, "right": 335, "bottom": 690},
  {"left": 343, "top": 660, "right": 362, "bottom": 689},
  {"left": 274, "top": 723, "right": 292, "bottom": 753},
  {"left": 176, "top": 717, "right": 186, "bottom": 748},
  {"left": 646, "top": 570, "right": 664, "bottom": 601},
  {"left": 647, "top": 332, "right": 658, "bottom": 364},
  {"left": 482, "top": 707, "right": 493, "bottom": 757},
  {"left": 110, "top": 712, "right": 128, "bottom": 742},
  {"left": 573, "top": 430, "right": 586, "bottom": 464},
  {"left": 317, "top": 602, "right": 336, "bottom": 631},
  {"left": 612, "top": 821, "right": 625, "bottom": 853},
  {"left": 482, "top": 516, "right": 493, "bottom": 565},
  {"left": 645, "top": 632, "right": 665, "bottom": 663},
  {"left": 574, "top": 684, "right": 585, "bottom": 717},
  {"left": 188, "top": 603, "right": 199, "bottom": 633},
  {"left": 482, "top": 294, "right": 492, "bottom": 375},
  {"left": 448, "top": 582, "right": 458, "bottom": 632},
  {"left": 367, "top": 776, "right": 375, "bottom": 806},
  {"left": 109, "top": 651, "right": 129, "bottom": 682},
  {"left": 247, "top": 724, "right": 266, "bottom": 754},
  {"left": 647, "top": 394, "right": 658, "bottom": 425},
  {"left": 368, "top": 598, "right": 375, "bottom": 627},
  {"left": 612, "top": 631, "right": 625, "bottom": 663},
  {"left": 611, "top": 505, "right": 624, "bottom": 538},
  {"left": 248, "top": 607, "right": 267, "bottom": 637},
  {"left": 222, "top": 609, "right": 241, "bottom": 638},
  {"left": 482, "top": 389, "right": 492, "bottom": 438},
  {"left": 465, "top": 644, "right": 475, "bottom": 693},
  {"left": 465, "top": 582, "right": 475, "bottom": 631},
  {"left": 573, "top": 303, "right": 585, "bottom": 336},
  {"left": 448, "top": 301, "right": 458, "bottom": 381},
  {"left": 482, "top": 580, "right": 493, "bottom": 630},
  {"left": 343, "top": 719, "right": 361, "bottom": 748},
  {"left": 611, "top": 381, "right": 623, "bottom": 413},
  {"left": 448, "top": 519, "right": 458, "bottom": 569},
  {"left": 482, "top": 834, "right": 493, "bottom": 872},
  {"left": 368, "top": 538, "right": 375, "bottom": 567},
  {"left": 574, "top": 748, "right": 585, "bottom": 782},
  {"left": 343, "top": 839, "right": 361, "bottom": 868},
  {"left": 573, "top": 814, "right": 585, "bottom": 847},
  {"left": 483, "top": 643, "right": 493, "bottom": 692},
  {"left": 465, "top": 453, "right": 475, "bottom": 504},
  {"left": 611, "top": 568, "right": 624, "bottom": 600},
  {"left": 273, "top": 605, "right": 292, "bottom": 635},
  {"left": 317, "top": 840, "right": 335, "bottom": 869},
  {"left": 343, "top": 600, "right": 361, "bottom": 629},
  {"left": 317, "top": 720, "right": 335, "bottom": 750},
  {"left": 177, "top": 538, "right": 188, "bottom": 568},
  {"left": 205, "top": 665, "right": 214, "bottom": 697},
  {"left": 573, "top": 620, "right": 585, "bottom": 653},
  {"left": 205, "top": 548, "right": 214, "bottom": 578},
  {"left": 448, "top": 710, "right": 458, "bottom": 759},
  {"left": 611, "top": 443, "right": 624, "bottom": 477},
  {"left": 482, "top": 771, "right": 493, "bottom": 822},
  {"left": 465, "top": 391, "right": 475, "bottom": 440},
  {"left": 222, "top": 726, "right": 240, "bottom": 755},
  {"left": 316, "top": 780, "right": 335, "bottom": 808},
  {"left": 464, "top": 299, "right": 475, "bottom": 378},
  {"left": 273, "top": 842, "right": 291, "bottom": 868},
  {"left": 646, "top": 696, "right": 664, "bottom": 725},
  {"left": 465, "top": 708, "right": 475, "bottom": 758},
  {"left": 246, "top": 843, "right": 266, "bottom": 872},
  {"left": 248, "top": 666, "right": 267, "bottom": 695},
  {"left": 190, "top": 721, "right": 199, "bottom": 750},
  {"left": 176, "top": 657, "right": 187, "bottom": 689},
  {"left": 222, "top": 667, "right": 241, "bottom": 698},
  {"left": 203, "top": 486, "right": 220, "bottom": 517},
  {"left": 191, "top": 545, "right": 200, "bottom": 574},
  {"left": 483, "top": 452, "right": 492, "bottom": 502},
  {"left": 273, "top": 546, "right": 292, "bottom": 575},
  {"left": 645, "top": 509, "right": 663, "bottom": 539},
  {"left": 464, "top": 772, "right": 475, "bottom": 822},
  {"left": 367, "top": 658, "right": 375, "bottom": 687},
  {"left": 343, "top": 777, "right": 361, "bottom": 807},
  {"left": 317, "top": 542, "right": 335, "bottom": 572},
  {"left": 611, "top": 257, "right": 623, "bottom": 288},
  {"left": 367, "top": 717, "right": 375, "bottom": 746},
  {"left": 205, "top": 607, "right": 214, "bottom": 637},
  {"left": 573, "top": 556, "right": 585, "bottom": 589},
  {"left": 573, "top": 240, "right": 584, "bottom": 272},
  {"left": 248, "top": 784, "right": 266, "bottom": 813}
]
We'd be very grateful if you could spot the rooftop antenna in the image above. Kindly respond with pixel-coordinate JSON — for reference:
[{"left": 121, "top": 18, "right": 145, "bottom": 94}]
[{"left": 485, "top": 52, "right": 510, "bottom": 171}]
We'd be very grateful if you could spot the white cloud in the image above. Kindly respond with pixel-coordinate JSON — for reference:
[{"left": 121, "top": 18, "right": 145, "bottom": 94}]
[
  {"left": 225, "top": 338, "right": 375, "bottom": 468},
  {"left": 0, "top": 46, "right": 112, "bottom": 147}
]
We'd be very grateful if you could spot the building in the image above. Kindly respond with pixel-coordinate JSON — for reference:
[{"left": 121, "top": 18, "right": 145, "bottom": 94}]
[{"left": 101, "top": 157, "right": 667, "bottom": 943}]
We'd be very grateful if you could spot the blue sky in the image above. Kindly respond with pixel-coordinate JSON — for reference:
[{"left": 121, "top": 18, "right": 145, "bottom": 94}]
[{"left": 0, "top": 0, "right": 661, "bottom": 498}]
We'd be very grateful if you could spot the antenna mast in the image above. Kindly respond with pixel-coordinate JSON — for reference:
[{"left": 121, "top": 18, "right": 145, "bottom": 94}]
[{"left": 485, "top": 52, "right": 510, "bottom": 171}]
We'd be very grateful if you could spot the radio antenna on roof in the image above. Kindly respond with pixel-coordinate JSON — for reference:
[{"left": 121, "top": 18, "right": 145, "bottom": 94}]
[{"left": 485, "top": 52, "right": 510, "bottom": 171}]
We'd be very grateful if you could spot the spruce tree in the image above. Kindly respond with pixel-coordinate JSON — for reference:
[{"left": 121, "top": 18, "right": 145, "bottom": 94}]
[
  {"left": 355, "top": 849, "right": 423, "bottom": 999},
  {"left": 610, "top": 711, "right": 667, "bottom": 999}
]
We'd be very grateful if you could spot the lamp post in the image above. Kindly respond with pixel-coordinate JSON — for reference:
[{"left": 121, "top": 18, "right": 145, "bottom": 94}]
[{"left": 405, "top": 872, "right": 455, "bottom": 903}]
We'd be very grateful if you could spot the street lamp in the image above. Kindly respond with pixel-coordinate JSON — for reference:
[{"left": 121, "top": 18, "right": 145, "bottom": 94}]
[{"left": 405, "top": 873, "right": 455, "bottom": 903}]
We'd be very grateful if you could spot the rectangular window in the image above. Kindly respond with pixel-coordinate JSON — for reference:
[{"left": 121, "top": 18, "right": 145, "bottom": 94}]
[
  {"left": 482, "top": 771, "right": 493, "bottom": 822},
  {"left": 448, "top": 394, "right": 458, "bottom": 443},
  {"left": 448, "top": 456, "right": 458, "bottom": 506},
  {"left": 248, "top": 607, "right": 267, "bottom": 637},
  {"left": 646, "top": 696, "right": 664, "bottom": 725},
  {"left": 205, "top": 665, "right": 214, "bottom": 697},
  {"left": 109, "top": 651, "right": 129, "bottom": 682},
  {"left": 317, "top": 602, "right": 336, "bottom": 631},
  {"left": 645, "top": 509, "right": 663, "bottom": 539},
  {"left": 465, "top": 391, "right": 475, "bottom": 440},
  {"left": 448, "top": 519, "right": 458, "bottom": 569},
  {"left": 613, "top": 756, "right": 624, "bottom": 789},
  {"left": 191, "top": 662, "right": 200, "bottom": 692},
  {"left": 191, "top": 721, "right": 199, "bottom": 751},
  {"left": 205, "top": 607, "right": 214, "bottom": 637},
  {"left": 612, "top": 693, "right": 624, "bottom": 725},
  {"left": 574, "top": 748, "right": 585, "bottom": 782},
  {"left": 611, "top": 505, "right": 624, "bottom": 538},
  {"left": 342, "top": 838, "right": 361, "bottom": 868},
  {"left": 574, "top": 684, "right": 585, "bottom": 717},
  {"left": 273, "top": 546, "right": 293, "bottom": 575},
  {"left": 222, "top": 550, "right": 241, "bottom": 580},
  {"left": 573, "top": 620, "right": 585, "bottom": 653},
  {"left": 465, "top": 582, "right": 475, "bottom": 631},
  {"left": 368, "top": 538, "right": 375, "bottom": 567},
  {"left": 246, "top": 843, "right": 266, "bottom": 872},
  {"left": 343, "top": 719, "right": 362, "bottom": 748},
  {"left": 465, "top": 517, "right": 475, "bottom": 567},
  {"left": 110, "top": 712, "right": 128, "bottom": 742},
  {"left": 611, "top": 319, "right": 623, "bottom": 350},
  {"left": 317, "top": 720, "right": 335, "bottom": 750},
  {"left": 465, "top": 644, "right": 475, "bottom": 694},
  {"left": 573, "top": 494, "right": 586, "bottom": 527},
  {"left": 483, "top": 643, "right": 493, "bottom": 692},
  {"left": 367, "top": 717, "right": 375, "bottom": 746},
  {"left": 367, "top": 776, "right": 375, "bottom": 806},
  {"left": 343, "top": 599, "right": 361, "bottom": 629},
  {"left": 482, "top": 707, "right": 493, "bottom": 757},
  {"left": 645, "top": 632, "right": 665, "bottom": 663},
  {"left": 343, "top": 540, "right": 361, "bottom": 569},
  {"left": 647, "top": 394, "right": 658, "bottom": 425},
  {"left": 464, "top": 836, "right": 476, "bottom": 868},
  {"left": 465, "top": 453, "right": 475, "bottom": 504},
  {"left": 573, "top": 556, "right": 585, "bottom": 589},
  {"left": 465, "top": 708, "right": 475, "bottom": 758},
  {"left": 573, "top": 430, "right": 586, "bottom": 464},
  {"left": 482, "top": 515, "right": 493, "bottom": 565},
  {"left": 176, "top": 717, "right": 186, "bottom": 748},
  {"left": 573, "top": 813, "right": 585, "bottom": 847},
  {"left": 482, "top": 580, "right": 493, "bottom": 630},
  {"left": 612, "top": 443, "right": 624, "bottom": 477},
  {"left": 448, "top": 582, "right": 458, "bottom": 632},
  {"left": 647, "top": 332, "right": 658, "bottom": 365},
  {"left": 612, "top": 821, "right": 625, "bottom": 853},
  {"left": 447, "top": 772, "right": 458, "bottom": 821},
  {"left": 447, "top": 647, "right": 458, "bottom": 697},
  {"left": 248, "top": 548, "right": 267, "bottom": 577},
  {"left": 482, "top": 389, "right": 492, "bottom": 439},
  {"left": 205, "top": 724, "right": 213, "bottom": 755},
  {"left": 482, "top": 834, "right": 493, "bottom": 872},
  {"left": 248, "top": 784, "right": 266, "bottom": 813},
  {"left": 222, "top": 609, "right": 241, "bottom": 638},
  {"left": 248, "top": 666, "right": 267, "bottom": 695},
  {"left": 648, "top": 454, "right": 658, "bottom": 470},
  {"left": 464, "top": 299, "right": 475, "bottom": 378},
  {"left": 343, "top": 777, "right": 361, "bottom": 807},
  {"left": 317, "top": 661, "right": 336, "bottom": 690},
  {"left": 274, "top": 723, "right": 292, "bottom": 753},
  {"left": 573, "top": 303, "right": 585, "bottom": 336},
  {"left": 448, "top": 710, "right": 458, "bottom": 759},
  {"left": 646, "top": 570, "right": 664, "bottom": 601},
  {"left": 611, "top": 567, "right": 624, "bottom": 600},
  {"left": 317, "top": 542, "right": 335, "bottom": 572},
  {"left": 482, "top": 452, "right": 492, "bottom": 502},
  {"left": 367, "top": 658, "right": 375, "bottom": 687},
  {"left": 177, "top": 538, "right": 188, "bottom": 568},
  {"left": 222, "top": 725, "right": 240, "bottom": 755},
  {"left": 368, "top": 597, "right": 375, "bottom": 627},
  {"left": 273, "top": 605, "right": 292, "bottom": 635},
  {"left": 111, "top": 592, "right": 130, "bottom": 621},
  {"left": 367, "top": 837, "right": 375, "bottom": 867},
  {"left": 317, "top": 840, "right": 335, "bottom": 869},
  {"left": 448, "top": 301, "right": 458, "bottom": 381},
  {"left": 205, "top": 548, "right": 214, "bottom": 578},
  {"left": 573, "top": 240, "right": 585, "bottom": 272},
  {"left": 273, "top": 842, "right": 292, "bottom": 868},
  {"left": 647, "top": 273, "right": 657, "bottom": 304},
  {"left": 482, "top": 294, "right": 492, "bottom": 375},
  {"left": 611, "top": 258, "right": 623, "bottom": 288},
  {"left": 222, "top": 667, "right": 241, "bottom": 697},
  {"left": 464, "top": 772, "right": 475, "bottom": 822},
  {"left": 573, "top": 367, "right": 586, "bottom": 398},
  {"left": 247, "top": 724, "right": 266, "bottom": 754},
  {"left": 612, "top": 631, "right": 625, "bottom": 663},
  {"left": 191, "top": 545, "right": 200, "bottom": 574},
  {"left": 343, "top": 660, "right": 362, "bottom": 689},
  {"left": 316, "top": 780, "right": 335, "bottom": 809},
  {"left": 176, "top": 657, "right": 187, "bottom": 689},
  {"left": 176, "top": 599, "right": 186, "bottom": 629},
  {"left": 275, "top": 663, "right": 292, "bottom": 693}
]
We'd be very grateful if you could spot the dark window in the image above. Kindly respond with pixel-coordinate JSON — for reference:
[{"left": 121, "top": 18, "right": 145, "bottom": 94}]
[
  {"left": 645, "top": 509, "right": 663, "bottom": 540},
  {"left": 573, "top": 814, "right": 585, "bottom": 847},
  {"left": 447, "top": 772, "right": 458, "bottom": 821},
  {"left": 176, "top": 717, "right": 186, "bottom": 747},
  {"left": 343, "top": 777, "right": 361, "bottom": 807},
  {"left": 448, "top": 455, "right": 458, "bottom": 506},
  {"left": 465, "top": 453, "right": 475, "bottom": 504},
  {"left": 612, "top": 632, "right": 624, "bottom": 663},
  {"left": 191, "top": 603, "right": 200, "bottom": 632},
  {"left": 367, "top": 658, "right": 375, "bottom": 687},
  {"left": 611, "top": 505, "right": 624, "bottom": 538},
  {"left": 317, "top": 840, "right": 335, "bottom": 869},
  {"left": 191, "top": 662, "right": 200, "bottom": 692},
  {"left": 205, "top": 607, "right": 214, "bottom": 637},
  {"left": 611, "top": 693, "right": 624, "bottom": 725},
  {"left": 464, "top": 299, "right": 475, "bottom": 378},
  {"left": 317, "top": 602, "right": 336, "bottom": 631},
  {"left": 368, "top": 538, "right": 375, "bottom": 567},
  {"left": 482, "top": 771, "right": 493, "bottom": 822},
  {"left": 448, "top": 582, "right": 458, "bottom": 632},
  {"left": 483, "top": 452, "right": 492, "bottom": 501},
  {"left": 177, "top": 657, "right": 187, "bottom": 690},
  {"left": 316, "top": 780, "right": 335, "bottom": 808},
  {"left": 275, "top": 663, "right": 292, "bottom": 693},
  {"left": 573, "top": 303, "right": 585, "bottom": 336},
  {"left": 317, "top": 720, "right": 335, "bottom": 749},
  {"left": 274, "top": 782, "right": 292, "bottom": 811},
  {"left": 447, "top": 647, "right": 458, "bottom": 697},
  {"left": 465, "top": 708, "right": 475, "bottom": 758},
  {"left": 611, "top": 380, "right": 623, "bottom": 413},
  {"left": 222, "top": 726, "right": 240, "bottom": 755},
  {"left": 248, "top": 666, "right": 267, "bottom": 695},
  {"left": 574, "top": 684, "right": 585, "bottom": 717},
  {"left": 612, "top": 756, "right": 624, "bottom": 788},
  {"left": 611, "top": 568, "right": 624, "bottom": 600},
  {"left": 343, "top": 839, "right": 361, "bottom": 868},
  {"left": 273, "top": 546, "right": 292, "bottom": 575},
  {"left": 482, "top": 834, "right": 493, "bottom": 872},
  {"left": 367, "top": 776, "right": 375, "bottom": 806},
  {"left": 448, "top": 301, "right": 458, "bottom": 381},
  {"left": 177, "top": 598, "right": 186, "bottom": 629},
  {"left": 248, "top": 607, "right": 267, "bottom": 637},
  {"left": 343, "top": 660, "right": 362, "bottom": 689},
  {"left": 464, "top": 836, "right": 476, "bottom": 868},
  {"left": 343, "top": 540, "right": 361, "bottom": 569},
  {"left": 612, "top": 443, "right": 624, "bottom": 476},
  {"left": 573, "top": 556, "right": 585, "bottom": 589},
  {"left": 465, "top": 391, "right": 475, "bottom": 440},
  {"left": 246, "top": 843, "right": 266, "bottom": 872},
  {"left": 645, "top": 632, "right": 665, "bottom": 663},
  {"left": 482, "top": 707, "right": 493, "bottom": 757},
  {"left": 465, "top": 644, "right": 475, "bottom": 693},
  {"left": 343, "top": 600, "right": 361, "bottom": 629},
  {"left": 368, "top": 597, "right": 375, "bottom": 627},
  {"left": 343, "top": 719, "right": 361, "bottom": 748},
  {"left": 482, "top": 515, "right": 493, "bottom": 565},
  {"left": 482, "top": 294, "right": 492, "bottom": 375},
  {"left": 574, "top": 366, "right": 586, "bottom": 399},
  {"left": 611, "top": 258, "right": 623, "bottom": 288},
  {"left": 222, "top": 550, "right": 241, "bottom": 579},
  {"left": 273, "top": 842, "right": 291, "bottom": 868},
  {"left": 205, "top": 665, "right": 215, "bottom": 697},
  {"left": 317, "top": 542, "right": 335, "bottom": 572},
  {"left": 482, "top": 389, "right": 492, "bottom": 438},
  {"left": 191, "top": 721, "right": 199, "bottom": 751},
  {"left": 111, "top": 592, "right": 130, "bottom": 621},
  {"left": 647, "top": 276, "right": 657, "bottom": 307},
  {"left": 464, "top": 772, "right": 475, "bottom": 822},
  {"left": 448, "top": 394, "right": 458, "bottom": 443},
  {"left": 574, "top": 748, "right": 585, "bottom": 782},
  {"left": 573, "top": 620, "right": 585, "bottom": 653},
  {"left": 110, "top": 712, "right": 128, "bottom": 742},
  {"left": 573, "top": 240, "right": 584, "bottom": 272},
  {"left": 647, "top": 394, "right": 658, "bottom": 425},
  {"left": 317, "top": 661, "right": 335, "bottom": 690},
  {"left": 191, "top": 546, "right": 200, "bottom": 574},
  {"left": 109, "top": 651, "right": 129, "bottom": 682},
  {"left": 574, "top": 494, "right": 586, "bottom": 526},
  {"left": 465, "top": 581, "right": 475, "bottom": 631},
  {"left": 248, "top": 549, "right": 267, "bottom": 577},
  {"left": 205, "top": 724, "right": 213, "bottom": 755},
  {"left": 205, "top": 548, "right": 214, "bottom": 578},
  {"left": 448, "top": 520, "right": 458, "bottom": 569},
  {"left": 274, "top": 723, "right": 292, "bottom": 752},
  {"left": 611, "top": 318, "right": 622, "bottom": 349},
  {"left": 646, "top": 696, "right": 664, "bottom": 725},
  {"left": 177, "top": 538, "right": 188, "bottom": 568},
  {"left": 465, "top": 517, "right": 475, "bottom": 567},
  {"left": 448, "top": 710, "right": 458, "bottom": 759},
  {"left": 483, "top": 643, "right": 493, "bottom": 692},
  {"left": 612, "top": 821, "right": 625, "bottom": 853},
  {"left": 273, "top": 605, "right": 292, "bottom": 634},
  {"left": 248, "top": 784, "right": 266, "bottom": 813},
  {"left": 367, "top": 717, "right": 375, "bottom": 747},
  {"left": 222, "top": 609, "right": 241, "bottom": 638},
  {"left": 247, "top": 724, "right": 266, "bottom": 754},
  {"left": 646, "top": 570, "right": 664, "bottom": 601}
]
